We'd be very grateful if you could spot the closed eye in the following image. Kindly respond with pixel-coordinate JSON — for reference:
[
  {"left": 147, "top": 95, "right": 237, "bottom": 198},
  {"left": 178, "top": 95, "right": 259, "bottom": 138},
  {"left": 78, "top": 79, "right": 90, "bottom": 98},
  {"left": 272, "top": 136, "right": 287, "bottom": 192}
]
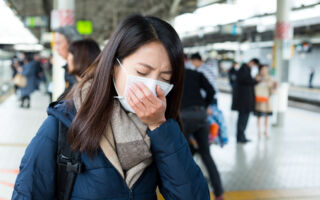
[
  {"left": 161, "top": 77, "right": 170, "bottom": 83},
  {"left": 137, "top": 71, "right": 148, "bottom": 76}
]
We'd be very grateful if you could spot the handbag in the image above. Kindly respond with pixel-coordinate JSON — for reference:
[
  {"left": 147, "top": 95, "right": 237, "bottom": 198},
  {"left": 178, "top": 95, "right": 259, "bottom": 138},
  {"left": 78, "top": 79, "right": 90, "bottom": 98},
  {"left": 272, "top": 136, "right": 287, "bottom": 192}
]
[{"left": 13, "top": 73, "right": 27, "bottom": 88}]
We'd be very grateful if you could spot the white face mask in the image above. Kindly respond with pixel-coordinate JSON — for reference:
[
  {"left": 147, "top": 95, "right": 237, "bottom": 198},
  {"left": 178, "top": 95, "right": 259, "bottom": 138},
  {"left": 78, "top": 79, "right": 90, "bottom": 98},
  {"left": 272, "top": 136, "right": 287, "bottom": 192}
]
[
  {"left": 251, "top": 65, "right": 259, "bottom": 78},
  {"left": 113, "top": 58, "right": 174, "bottom": 113}
]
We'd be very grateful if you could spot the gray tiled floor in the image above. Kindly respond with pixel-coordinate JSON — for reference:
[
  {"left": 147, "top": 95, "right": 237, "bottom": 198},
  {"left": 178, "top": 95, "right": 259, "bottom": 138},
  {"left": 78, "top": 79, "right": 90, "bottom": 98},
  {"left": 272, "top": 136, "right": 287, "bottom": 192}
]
[
  {"left": 0, "top": 91, "right": 319, "bottom": 199},
  {"left": 205, "top": 93, "right": 320, "bottom": 191},
  {"left": 0, "top": 92, "right": 48, "bottom": 199}
]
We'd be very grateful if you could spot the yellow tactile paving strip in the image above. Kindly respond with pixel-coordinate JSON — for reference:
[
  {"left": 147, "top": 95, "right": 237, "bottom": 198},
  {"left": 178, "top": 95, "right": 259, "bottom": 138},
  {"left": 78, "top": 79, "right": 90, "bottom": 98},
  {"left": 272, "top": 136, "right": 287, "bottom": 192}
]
[
  {"left": 0, "top": 90, "right": 13, "bottom": 104},
  {"left": 0, "top": 143, "right": 28, "bottom": 147},
  {"left": 157, "top": 188, "right": 320, "bottom": 200}
]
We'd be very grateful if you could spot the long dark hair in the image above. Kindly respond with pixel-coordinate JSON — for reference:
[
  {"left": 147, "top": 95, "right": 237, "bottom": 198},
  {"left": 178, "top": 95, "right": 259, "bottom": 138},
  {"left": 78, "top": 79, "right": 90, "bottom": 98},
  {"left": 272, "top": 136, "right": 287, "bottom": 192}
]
[
  {"left": 68, "top": 39, "right": 101, "bottom": 77},
  {"left": 67, "top": 15, "right": 185, "bottom": 157}
]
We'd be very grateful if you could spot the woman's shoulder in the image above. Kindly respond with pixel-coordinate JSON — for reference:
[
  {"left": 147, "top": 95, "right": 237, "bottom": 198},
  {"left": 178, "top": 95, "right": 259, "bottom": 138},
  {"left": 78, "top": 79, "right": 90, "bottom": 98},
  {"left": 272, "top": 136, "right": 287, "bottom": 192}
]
[
  {"left": 47, "top": 99, "right": 76, "bottom": 127},
  {"left": 35, "top": 115, "right": 59, "bottom": 143}
]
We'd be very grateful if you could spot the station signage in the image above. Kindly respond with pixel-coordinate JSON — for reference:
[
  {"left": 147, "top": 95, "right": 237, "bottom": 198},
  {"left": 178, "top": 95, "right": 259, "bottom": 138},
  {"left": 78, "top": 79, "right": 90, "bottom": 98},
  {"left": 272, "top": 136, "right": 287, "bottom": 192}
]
[{"left": 77, "top": 20, "right": 93, "bottom": 35}]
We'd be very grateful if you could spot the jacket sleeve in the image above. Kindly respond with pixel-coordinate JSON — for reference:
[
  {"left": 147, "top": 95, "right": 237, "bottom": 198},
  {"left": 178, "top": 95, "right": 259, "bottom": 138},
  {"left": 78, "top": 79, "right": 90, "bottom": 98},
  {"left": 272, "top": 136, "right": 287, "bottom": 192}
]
[
  {"left": 147, "top": 119, "right": 210, "bottom": 200},
  {"left": 199, "top": 73, "right": 215, "bottom": 107},
  {"left": 237, "top": 64, "right": 257, "bottom": 86},
  {"left": 12, "top": 116, "right": 58, "bottom": 200},
  {"left": 21, "top": 64, "right": 33, "bottom": 77}
]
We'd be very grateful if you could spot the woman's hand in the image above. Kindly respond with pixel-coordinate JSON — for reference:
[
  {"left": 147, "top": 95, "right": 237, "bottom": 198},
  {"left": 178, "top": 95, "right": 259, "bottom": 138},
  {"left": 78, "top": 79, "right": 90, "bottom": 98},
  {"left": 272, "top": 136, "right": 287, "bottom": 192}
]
[
  {"left": 17, "top": 67, "right": 23, "bottom": 73},
  {"left": 206, "top": 107, "right": 213, "bottom": 115},
  {"left": 127, "top": 82, "right": 166, "bottom": 130},
  {"left": 255, "top": 75, "right": 262, "bottom": 82}
]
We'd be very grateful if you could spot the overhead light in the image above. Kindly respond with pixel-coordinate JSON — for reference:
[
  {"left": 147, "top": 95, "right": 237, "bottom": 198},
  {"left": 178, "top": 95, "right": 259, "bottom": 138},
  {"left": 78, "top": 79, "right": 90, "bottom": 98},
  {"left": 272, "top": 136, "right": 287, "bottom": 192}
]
[{"left": 14, "top": 44, "right": 44, "bottom": 51}]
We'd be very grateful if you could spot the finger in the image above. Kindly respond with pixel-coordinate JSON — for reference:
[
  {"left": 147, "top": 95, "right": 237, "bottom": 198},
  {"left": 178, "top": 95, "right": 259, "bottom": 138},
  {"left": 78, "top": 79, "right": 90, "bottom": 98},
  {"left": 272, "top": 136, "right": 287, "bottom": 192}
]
[
  {"left": 136, "top": 82, "right": 158, "bottom": 105},
  {"left": 127, "top": 88, "right": 146, "bottom": 113},
  {"left": 132, "top": 83, "right": 154, "bottom": 107},
  {"left": 128, "top": 91, "right": 145, "bottom": 115},
  {"left": 128, "top": 87, "right": 145, "bottom": 108},
  {"left": 156, "top": 85, "right": 166, "bottom": 103},
  {"left": 137, "top": 83, "right": 165, "bottom": 113},
  {"left": 127, "top": 94, "right": 142, "bottom": 114}
]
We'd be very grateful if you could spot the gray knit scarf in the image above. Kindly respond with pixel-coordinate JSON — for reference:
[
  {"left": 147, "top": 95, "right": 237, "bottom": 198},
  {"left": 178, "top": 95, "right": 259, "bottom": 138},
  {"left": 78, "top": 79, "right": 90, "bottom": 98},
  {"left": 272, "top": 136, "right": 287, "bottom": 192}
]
[{"left": 73, "top": 81, "right": 152, "bottom": 188}]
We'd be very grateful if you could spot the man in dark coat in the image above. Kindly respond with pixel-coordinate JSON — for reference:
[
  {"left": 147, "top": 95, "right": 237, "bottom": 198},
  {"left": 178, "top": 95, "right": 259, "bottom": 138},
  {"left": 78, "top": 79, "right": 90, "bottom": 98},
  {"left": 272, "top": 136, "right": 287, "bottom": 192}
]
[
  {"left": 228, "top": 61, "right": 239, "bottom": 90},
  {"left": 232, "top": 58, "right": 261, "bottom": 143}
]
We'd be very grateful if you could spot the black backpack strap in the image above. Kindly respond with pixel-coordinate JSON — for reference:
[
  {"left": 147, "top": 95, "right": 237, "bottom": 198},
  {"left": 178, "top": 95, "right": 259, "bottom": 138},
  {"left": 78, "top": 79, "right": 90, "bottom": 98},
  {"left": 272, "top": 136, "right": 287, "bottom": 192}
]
[{"left": 56, "top": 121, "right": 83, "bottom": 200}]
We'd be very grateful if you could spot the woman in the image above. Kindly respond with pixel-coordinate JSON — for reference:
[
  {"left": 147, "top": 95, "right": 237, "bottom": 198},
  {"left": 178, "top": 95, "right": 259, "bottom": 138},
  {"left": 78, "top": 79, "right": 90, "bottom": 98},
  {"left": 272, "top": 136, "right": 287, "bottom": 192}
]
[
  {"left": 67, "top": 39, "right": 101, "bottom": 81},
  {"left": 18, "top": 53, "right": 38, "bottom": 108},
  {"left": 12, "top": 15, "right": 210, "bottom": 199},
  {"left": 254, "top": 64, "right": 276, "bottom": 139},
  {"left": 58, "top": 39, "right": 101, "bottom": 100}
]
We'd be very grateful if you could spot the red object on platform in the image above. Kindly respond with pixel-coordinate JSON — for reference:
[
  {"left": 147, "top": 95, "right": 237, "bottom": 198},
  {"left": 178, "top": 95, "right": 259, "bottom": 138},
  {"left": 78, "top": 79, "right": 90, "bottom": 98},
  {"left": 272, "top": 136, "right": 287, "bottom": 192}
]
[{"left": 209, "top": 123, "right": 219, "bottom": 140}]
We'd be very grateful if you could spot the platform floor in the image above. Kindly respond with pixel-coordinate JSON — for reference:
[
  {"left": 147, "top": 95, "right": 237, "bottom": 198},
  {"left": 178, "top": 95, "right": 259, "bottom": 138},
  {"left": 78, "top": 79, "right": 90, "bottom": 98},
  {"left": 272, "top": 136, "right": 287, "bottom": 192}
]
[{"left": 0, "top": 91, "right": 320, "bottom": 200}]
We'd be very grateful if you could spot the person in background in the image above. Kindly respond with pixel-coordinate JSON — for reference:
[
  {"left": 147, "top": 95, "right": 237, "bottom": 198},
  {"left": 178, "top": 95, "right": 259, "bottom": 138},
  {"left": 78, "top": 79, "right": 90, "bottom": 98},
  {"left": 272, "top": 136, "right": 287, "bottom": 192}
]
[
  {"left": 181, "top": 68, "right": 224, "bottom": 200},
  {"left": 67, "top": 39, "right": 101, "bottom": 82},
  {"left": 254, "top": 64, "right": 277, "bottom": 139},
  {"left": 43, "top": 56, "right": 53, "bottom": 103},
  {"left": 33, "top": 53, "right": 43, "bottom": 90},
  {"left": 228, "top": 61, "right": 239, "bottom": 90},
  {"left": 190, "top": 52, "right": 218, "bottom": 105},
  {"left": 184, "top": 53, "right": 194, "bottom": 70},
  {"left": 17, "top": 53, "right": 38, "bottom": 108},
  {"left": 309, "top": 68, "right": 315, "bottom": 88},
  {"left": 54, "top": 26, "right": 82, "bottom": 92},
  {"left": 190, "top": 53, "right": 229, "bottom": 146},
  {"left": 232, "top": 58, "right": 261, "bottom": 143},
  {"left": 11, "top": 56, "right": 20, "bottom": 93}
]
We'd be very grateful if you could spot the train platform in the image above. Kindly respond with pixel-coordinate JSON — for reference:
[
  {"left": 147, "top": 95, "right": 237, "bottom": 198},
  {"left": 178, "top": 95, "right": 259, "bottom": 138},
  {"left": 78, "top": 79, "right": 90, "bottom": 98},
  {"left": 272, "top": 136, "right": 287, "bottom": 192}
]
[
  {"left": 218, "top": 78, "right": 320, "bottom": 107},
  {"left": 0, "top": 91, "right": 320, "bottom": 200}
]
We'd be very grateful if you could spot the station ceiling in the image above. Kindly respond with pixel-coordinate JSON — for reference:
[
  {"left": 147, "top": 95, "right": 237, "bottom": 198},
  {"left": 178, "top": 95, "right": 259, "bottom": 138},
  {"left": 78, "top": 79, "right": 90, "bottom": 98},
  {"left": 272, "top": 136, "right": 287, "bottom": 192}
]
[{"left": 5, "top": 0, "right": 205, "bottom": 43}]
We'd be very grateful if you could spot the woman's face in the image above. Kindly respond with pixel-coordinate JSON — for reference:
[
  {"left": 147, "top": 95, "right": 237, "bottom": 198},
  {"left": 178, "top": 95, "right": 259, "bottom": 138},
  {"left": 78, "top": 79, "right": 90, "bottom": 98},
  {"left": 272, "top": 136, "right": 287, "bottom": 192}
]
[
  {"left": 260, "top": 66, "right": 268, "bottom": 76},
  {"left": 55, "top": 33, "right": 69, "bottom": 60},
  {"left": 67, "top": 53, "right": 74, "bottom": 73},
  {"left": 114, "top": 41, "right": 172, "bottom": 96}
]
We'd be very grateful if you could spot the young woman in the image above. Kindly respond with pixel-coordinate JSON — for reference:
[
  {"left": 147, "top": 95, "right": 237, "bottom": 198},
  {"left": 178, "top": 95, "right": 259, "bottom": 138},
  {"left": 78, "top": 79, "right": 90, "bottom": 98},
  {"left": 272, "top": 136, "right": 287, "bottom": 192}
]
[
  {"left": 12, "top": 15, "right": 210, "bottom": 199},
  {"left": 17, "top": 53, "right": 38, "bottom": 108},
  {"left": 254, "top": 64, "right": 277, "bottom": 139},
  {"left": 67, "top": 39, "right": 101, "bottom": 81}
]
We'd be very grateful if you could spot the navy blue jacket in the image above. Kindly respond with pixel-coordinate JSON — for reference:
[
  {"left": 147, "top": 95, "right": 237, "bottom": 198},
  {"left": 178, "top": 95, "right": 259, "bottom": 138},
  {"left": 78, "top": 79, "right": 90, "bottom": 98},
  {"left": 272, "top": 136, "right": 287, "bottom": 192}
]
[
  {"left": 20, "top": 61, "right": 38, "bottom": 97},
  {"left": 12, "top": 100, "right": 210, "bottom": 199}
]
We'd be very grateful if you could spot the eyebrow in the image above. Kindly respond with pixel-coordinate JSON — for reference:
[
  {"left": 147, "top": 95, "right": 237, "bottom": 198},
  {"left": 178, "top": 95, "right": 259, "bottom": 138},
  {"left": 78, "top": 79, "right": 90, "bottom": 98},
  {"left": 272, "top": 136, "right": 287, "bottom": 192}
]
[{"left": 138, "top": 62, "right": 172, "bottom": 74}]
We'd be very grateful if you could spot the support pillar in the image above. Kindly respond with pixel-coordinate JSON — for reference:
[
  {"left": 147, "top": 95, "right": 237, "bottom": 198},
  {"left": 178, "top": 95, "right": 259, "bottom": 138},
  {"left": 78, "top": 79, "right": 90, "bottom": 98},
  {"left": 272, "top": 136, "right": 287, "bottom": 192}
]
[
  {"left": 272, "top": 0, "right": 293, "bottom": 126},
  {"left": 51, "top": 0, "right": 75, "bottom": 100}
]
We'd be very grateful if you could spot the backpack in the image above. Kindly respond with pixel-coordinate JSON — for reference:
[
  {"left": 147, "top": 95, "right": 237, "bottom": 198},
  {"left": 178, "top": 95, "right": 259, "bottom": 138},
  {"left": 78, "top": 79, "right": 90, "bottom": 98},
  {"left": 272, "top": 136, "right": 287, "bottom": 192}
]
[{"left": 55, "top": 121, "right": 83, "bottom": 200}]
